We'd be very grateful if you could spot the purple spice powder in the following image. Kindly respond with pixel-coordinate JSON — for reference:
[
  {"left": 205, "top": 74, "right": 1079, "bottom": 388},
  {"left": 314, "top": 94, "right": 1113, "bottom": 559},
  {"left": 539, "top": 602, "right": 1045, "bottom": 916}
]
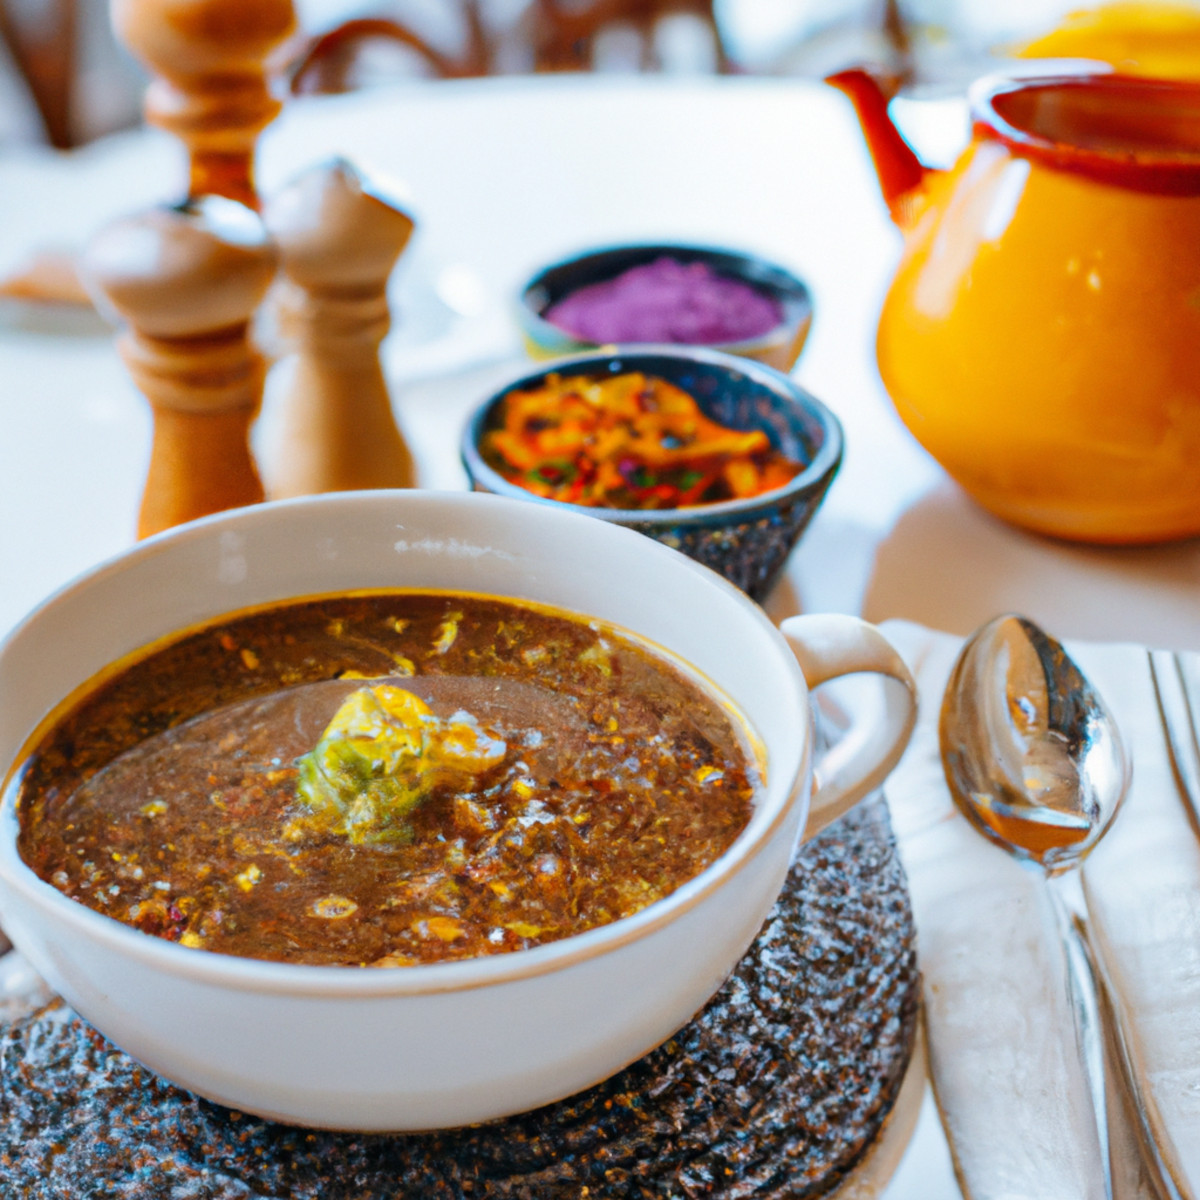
[{"left": 544, "top": 256, "right": 783, "bottom": 346}]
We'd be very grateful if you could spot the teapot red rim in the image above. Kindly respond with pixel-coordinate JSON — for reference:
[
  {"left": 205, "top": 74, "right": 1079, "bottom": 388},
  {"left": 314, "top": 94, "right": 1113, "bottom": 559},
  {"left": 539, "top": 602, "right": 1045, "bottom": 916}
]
[{"left": 970, "top": 71, "right": 1200, "bottom": 195}]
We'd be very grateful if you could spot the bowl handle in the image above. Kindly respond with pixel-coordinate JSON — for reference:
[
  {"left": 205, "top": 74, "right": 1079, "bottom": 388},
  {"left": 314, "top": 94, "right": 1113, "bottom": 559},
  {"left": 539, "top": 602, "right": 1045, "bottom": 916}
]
[{"left": 780, "top": 614, "right": 917, "bottom": 841}]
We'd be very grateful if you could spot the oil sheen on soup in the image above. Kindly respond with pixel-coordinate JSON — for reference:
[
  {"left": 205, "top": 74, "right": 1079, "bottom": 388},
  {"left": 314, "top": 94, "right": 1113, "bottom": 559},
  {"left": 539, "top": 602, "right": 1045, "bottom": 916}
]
[{"left": 15, "top": 592, "right": 759, "bottom": 967}]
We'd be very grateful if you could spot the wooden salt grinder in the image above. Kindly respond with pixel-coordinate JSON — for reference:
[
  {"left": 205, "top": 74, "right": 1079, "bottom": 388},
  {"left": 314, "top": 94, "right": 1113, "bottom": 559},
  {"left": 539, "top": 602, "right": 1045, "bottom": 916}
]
[
  {"left": 262, "top": 158, "right": 417, "bottom": 497},
  {"left": 83, "top": 197, "right": 278, "bottom": 539},
  {"left": 110, "top": 0, "right": 297, "bottom": 209}
]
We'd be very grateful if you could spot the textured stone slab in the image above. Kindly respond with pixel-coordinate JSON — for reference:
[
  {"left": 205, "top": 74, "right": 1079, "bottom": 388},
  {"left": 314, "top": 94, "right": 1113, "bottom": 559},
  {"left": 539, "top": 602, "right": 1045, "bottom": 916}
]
[{"left": 0, "top": 798, "right": 917, "bottom": 1199}]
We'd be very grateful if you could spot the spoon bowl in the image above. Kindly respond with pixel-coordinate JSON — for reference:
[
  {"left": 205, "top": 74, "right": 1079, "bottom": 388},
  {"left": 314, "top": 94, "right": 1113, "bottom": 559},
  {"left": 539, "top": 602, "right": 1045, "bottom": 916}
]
[{"left": 939, "top": 614, "right": 1128, "bottom": 872}]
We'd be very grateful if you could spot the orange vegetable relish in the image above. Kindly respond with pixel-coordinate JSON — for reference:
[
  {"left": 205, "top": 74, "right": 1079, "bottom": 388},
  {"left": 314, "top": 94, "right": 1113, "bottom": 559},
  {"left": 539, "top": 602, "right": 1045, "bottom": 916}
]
[{"left": 480, "top": 371, "right": 803, "bottom": 510}]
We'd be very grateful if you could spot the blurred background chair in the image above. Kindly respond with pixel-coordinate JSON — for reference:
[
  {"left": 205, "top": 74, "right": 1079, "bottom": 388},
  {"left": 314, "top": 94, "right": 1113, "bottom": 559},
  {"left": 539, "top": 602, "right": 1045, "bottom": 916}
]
[
  {"left": 0, "top": 0, "right": 76, "bottom": 147},
  {"left": 526, "top": 1, "right": 727, "bottom": 73},
  {"left": 0, "top": 0, "right": 144, "bottom": 147},
  {"left": 0, "top": 0, "right": 735, "bottom": 147},
  {"left": 7, "top": 0, "right": 1195, "bottom": 150},
  {"left": 289, "top": 0, "right": 729, "bottom": 94}
]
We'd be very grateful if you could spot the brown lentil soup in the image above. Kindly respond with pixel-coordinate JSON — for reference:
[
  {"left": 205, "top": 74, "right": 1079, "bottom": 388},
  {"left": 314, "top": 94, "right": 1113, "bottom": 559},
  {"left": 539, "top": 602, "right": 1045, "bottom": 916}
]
[{"left": 14, "top": 592, "right": 758, "bottom": 967}]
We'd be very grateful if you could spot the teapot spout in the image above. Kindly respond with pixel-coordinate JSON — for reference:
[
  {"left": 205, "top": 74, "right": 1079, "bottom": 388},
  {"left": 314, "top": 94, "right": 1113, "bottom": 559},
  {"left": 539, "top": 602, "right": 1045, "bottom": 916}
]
[{"left": 826, "top": 68, "right": 929, "bottom": 227}]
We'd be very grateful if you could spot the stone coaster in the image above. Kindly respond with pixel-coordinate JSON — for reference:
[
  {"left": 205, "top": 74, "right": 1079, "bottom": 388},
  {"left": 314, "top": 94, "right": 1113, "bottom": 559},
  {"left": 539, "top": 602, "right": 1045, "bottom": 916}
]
[{"left": 0, "top": 798, "right": 917, "bottom": 1199}]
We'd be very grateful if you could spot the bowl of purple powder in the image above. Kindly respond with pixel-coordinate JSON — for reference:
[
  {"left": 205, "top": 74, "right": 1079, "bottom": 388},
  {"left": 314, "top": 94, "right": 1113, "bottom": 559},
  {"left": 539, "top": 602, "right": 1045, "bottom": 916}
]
[{"left": 518, "top": 244, "right": 813, "bottom": 372}]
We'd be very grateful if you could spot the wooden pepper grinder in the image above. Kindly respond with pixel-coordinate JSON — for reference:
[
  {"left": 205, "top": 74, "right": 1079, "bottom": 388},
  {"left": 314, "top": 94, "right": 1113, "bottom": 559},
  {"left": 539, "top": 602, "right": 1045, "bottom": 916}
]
[
  {"left": 261, "top": 158, "right": 417, "bottom": 497},
  {"left": 83, "top": 197, "right": 278, "bottom": 539},
  {"left": 110, "top": 0, "right": 297, "bottom": 209}
]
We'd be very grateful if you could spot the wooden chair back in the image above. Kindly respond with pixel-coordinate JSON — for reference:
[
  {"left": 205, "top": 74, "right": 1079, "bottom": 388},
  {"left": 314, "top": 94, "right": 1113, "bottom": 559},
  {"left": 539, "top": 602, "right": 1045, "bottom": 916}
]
[
  {"left": 0, "top": 0, "right": 76, "bottom": 146},
  {"left": 290, "top": 0, "right": 728, "bottom": 95}
]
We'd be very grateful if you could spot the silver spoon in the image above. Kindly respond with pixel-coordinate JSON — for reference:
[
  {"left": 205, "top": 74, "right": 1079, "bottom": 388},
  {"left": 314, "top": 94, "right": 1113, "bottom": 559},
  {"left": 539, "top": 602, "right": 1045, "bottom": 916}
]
[{"left": 940, "top": 614, "right": 1187, "bottom": 1200}]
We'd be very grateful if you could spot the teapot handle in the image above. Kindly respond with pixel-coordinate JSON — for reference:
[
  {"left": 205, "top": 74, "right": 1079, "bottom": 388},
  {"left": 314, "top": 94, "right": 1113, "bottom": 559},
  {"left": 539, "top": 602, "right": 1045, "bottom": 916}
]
[{"left": 781, "top": 613, "right": 917, "bottom": 840}]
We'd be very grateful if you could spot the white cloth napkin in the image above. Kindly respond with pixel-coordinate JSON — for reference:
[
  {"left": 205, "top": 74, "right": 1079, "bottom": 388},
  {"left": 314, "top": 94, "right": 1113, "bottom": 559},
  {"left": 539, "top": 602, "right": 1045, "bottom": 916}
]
[{"left": 882, "top": 620, "right": 1200, "bottom": 1199}]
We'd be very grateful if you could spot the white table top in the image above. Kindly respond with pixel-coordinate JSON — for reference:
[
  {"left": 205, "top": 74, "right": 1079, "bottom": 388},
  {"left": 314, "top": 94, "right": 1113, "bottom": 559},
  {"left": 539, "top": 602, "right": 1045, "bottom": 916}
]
[
  {"left": 3, "top": 72, "right": 1197, "bottom": 1196},
  {"left": 4, "top": 74, "right": 1198, "bottom": 654}
]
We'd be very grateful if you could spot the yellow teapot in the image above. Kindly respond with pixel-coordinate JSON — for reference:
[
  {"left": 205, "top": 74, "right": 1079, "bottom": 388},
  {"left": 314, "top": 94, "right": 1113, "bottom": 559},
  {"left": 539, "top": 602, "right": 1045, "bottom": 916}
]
[{"left": 830, "top": 69, "right": 1200, "bottom": 543}]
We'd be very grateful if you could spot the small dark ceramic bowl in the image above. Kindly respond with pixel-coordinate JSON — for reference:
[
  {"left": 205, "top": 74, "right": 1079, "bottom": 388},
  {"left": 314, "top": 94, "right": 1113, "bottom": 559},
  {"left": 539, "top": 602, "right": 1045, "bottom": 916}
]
[
  {"left": 461, "top": 347, "right": 843, "bottom": 602},
  {"left": 517, "top": 244, "right": 814, "bottom": 373}
]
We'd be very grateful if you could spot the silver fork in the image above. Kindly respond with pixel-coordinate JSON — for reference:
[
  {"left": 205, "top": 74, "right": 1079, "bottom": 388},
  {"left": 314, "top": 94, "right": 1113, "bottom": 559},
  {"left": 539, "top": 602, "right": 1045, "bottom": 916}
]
[
  {"left": 1150, "top": 651, "right": 1200, "bottom": 844},
  {"left": 1133, "top": 649, "right": 1200, "bottom": 1199}
]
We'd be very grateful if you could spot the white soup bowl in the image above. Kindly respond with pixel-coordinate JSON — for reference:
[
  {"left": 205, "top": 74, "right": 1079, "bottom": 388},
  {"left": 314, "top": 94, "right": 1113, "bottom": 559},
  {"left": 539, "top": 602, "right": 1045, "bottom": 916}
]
[{"left": 0, "top": 490, "right": 914, "bottom": 1130}]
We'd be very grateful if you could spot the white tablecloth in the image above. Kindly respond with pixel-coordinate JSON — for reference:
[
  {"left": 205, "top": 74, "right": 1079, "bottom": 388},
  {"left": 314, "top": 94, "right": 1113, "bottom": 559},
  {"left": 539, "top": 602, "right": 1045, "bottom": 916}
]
[{"left": 4, "top": 73, "right": 1200, "bottom": 1197}]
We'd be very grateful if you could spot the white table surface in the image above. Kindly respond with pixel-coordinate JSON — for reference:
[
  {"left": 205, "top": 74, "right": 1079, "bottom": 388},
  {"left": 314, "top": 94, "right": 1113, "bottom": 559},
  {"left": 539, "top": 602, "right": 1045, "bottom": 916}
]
[{"left": 3, "top": 72, "right": 1199, "bottom": 1196}]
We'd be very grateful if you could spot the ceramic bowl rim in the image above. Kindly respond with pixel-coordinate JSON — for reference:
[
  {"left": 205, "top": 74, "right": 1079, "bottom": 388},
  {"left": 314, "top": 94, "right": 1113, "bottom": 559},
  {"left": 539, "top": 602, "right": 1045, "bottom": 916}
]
[
  {"left": 460, "top": 345, "right": 843, "bottom": 526},
  {"left": 516, "top": 241, "right": 814, "bottom": 356},
  {"left": 0, "top": 489, "right": 811, "bottom": 999}
]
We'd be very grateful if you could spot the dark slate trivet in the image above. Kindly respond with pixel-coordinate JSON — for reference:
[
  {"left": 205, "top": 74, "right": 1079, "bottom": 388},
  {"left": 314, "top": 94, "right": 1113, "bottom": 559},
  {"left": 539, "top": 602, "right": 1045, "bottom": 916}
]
[{"left": 0, "top": 798, "right": 917, "bottom": 1200}]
